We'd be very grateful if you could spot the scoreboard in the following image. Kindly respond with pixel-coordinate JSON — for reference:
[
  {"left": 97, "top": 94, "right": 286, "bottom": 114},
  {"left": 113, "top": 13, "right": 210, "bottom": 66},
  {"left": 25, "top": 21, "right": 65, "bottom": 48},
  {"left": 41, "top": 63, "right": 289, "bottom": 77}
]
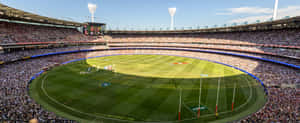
[{"left": 83, "top": 22, "right": 106, "bottom": 36}]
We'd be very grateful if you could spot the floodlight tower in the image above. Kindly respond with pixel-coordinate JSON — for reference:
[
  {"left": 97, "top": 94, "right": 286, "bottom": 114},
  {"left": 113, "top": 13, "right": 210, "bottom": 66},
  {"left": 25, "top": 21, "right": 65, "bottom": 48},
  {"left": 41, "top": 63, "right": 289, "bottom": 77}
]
[
  {"left": 273, "top": 0, "right": 279, "bottom": 20},
  {"left": 168, "top": 8, "right": 176, "bottom": 30},
  {"left": 88, "top": 3, "right": 97, "bottom": 22}
]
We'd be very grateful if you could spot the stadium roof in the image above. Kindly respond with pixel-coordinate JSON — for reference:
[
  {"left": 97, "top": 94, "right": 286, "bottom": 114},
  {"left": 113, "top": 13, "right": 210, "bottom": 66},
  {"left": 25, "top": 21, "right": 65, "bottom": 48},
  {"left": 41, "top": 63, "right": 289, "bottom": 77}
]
[
  {"left": 107, "top": 16, "right": 300, "bottom": 34},
  {"left": 0, "top": 3, "right": 83, "bottom": 27}
]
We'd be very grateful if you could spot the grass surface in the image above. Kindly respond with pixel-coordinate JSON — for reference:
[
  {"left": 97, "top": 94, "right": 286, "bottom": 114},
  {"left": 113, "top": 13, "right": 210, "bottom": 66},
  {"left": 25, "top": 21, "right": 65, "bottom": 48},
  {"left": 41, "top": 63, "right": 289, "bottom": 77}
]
[{"left": 29, "top": 55, "right": 266, "bottom": 123}]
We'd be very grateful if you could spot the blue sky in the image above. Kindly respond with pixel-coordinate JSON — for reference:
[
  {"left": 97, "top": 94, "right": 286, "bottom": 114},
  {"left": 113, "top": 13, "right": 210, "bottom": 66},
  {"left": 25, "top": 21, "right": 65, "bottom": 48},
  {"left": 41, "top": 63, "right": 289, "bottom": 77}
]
[{"left": 2, "top": 0, "right": 300, "bottom": 29}]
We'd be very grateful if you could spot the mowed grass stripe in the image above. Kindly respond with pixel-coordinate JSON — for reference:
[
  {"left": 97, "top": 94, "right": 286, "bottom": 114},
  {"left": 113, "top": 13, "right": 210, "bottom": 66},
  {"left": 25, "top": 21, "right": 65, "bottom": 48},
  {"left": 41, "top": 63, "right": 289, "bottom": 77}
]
[
  {"left": 204, "top": 80, "right": 219, "bottom": 113},
  {"left": 224, "top": 76, "right": 234, "bottom": 111},
  {"left": 177, "top": 59, "right": 199, "bottom": 78},
  {"left": 82, "top": 85, "right": 142, "bottom": 114},
  {"left": 44, "top": 72, "right": 102, "bottom": 97},
  {"left": 51, "top": 81, "right": 123, "bottom": 113},
  {"left": 125, "top": 55, "right": 165, "bottom": 64},
  {"left": 87, "top": 86, "right": 141, "bottom": 114},
  {"left": 219, "top": 78, "right": 228, "bottom": 112},
  {"left": 137, "top": 56, "right": 180, "bottom": 74},
  {"left": 238, "top": 76, "right": 252, "bottom": 105},
  {"left": 202, "top": 63, "right": 217, "bottom": 112},
  {"left": 89, "top": 55, "right": 151, "bottom": 66},
  {"left": 146, "top": 57, "right": 188, "bottom": 77},
  {"left": 118, "top": 55, "right": 157, "bottom": 64},
  {"left": 139, "top": 55, "right": 169, "bottom": 64},
  {"left": 145, "top": 94, "right": 179, "bottom": 121},
  {"left": 148, "top": 58, "right": 197, "bottom": 89},
  {"left": 41, "top": 75, "right": 106, "bottom": 115},
  {"left": 187, "top": 60, "right": 207, "bottom": 77},
  {"left": 107, "top": 86, "right": 161, "bottom": 117},
  {"left": 162, "top": 58, "right": 197, "bottom": 79},
  {"left": 219, "top": 67, "right": 229, "bottom": 112},
  {"left": 131, "top": 55, "right": 156, "bottom": 64},
  {"left": 233, "top": 79, "right": 248, "bottom": 107},
  {"left": 116, "top": 55, "right": 176, "bottom": 73},
  {"left": 127, "top": 88, "right": 175, "bottom": 120},
  {"left": 146, "top": 56, "right": 180, "bottom": 69},
  {"left": 144, "top": 88, "right": 182, "bottom": 121},
  {"left": 89, "top": 55, "right": 152, "bottom": 67},
  {"left": 82, "top": 55, "right": 136, "bottom": 68}
]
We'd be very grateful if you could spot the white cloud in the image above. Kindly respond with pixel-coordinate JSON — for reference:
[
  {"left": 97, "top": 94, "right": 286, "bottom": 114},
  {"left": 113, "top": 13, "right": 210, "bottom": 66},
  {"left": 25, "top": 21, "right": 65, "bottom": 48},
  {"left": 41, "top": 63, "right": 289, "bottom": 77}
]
[
  {"left": 217, "top": 7, "right": 273, "bottom": 15},
  {"left": 229, "top": 6, "right": 300, "bottom": 23}
]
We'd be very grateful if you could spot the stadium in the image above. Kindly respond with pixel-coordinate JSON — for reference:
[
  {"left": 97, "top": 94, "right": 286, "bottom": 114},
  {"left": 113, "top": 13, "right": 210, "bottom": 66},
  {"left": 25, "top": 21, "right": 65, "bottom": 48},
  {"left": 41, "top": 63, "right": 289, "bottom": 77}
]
[{"left": 0, "top": 1, "right": 299, "bottom": 123}]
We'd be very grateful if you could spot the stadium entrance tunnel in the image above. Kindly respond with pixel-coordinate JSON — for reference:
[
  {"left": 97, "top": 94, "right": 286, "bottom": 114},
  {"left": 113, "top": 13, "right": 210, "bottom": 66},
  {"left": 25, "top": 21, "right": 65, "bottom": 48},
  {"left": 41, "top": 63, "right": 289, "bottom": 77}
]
[{"left": 29, "top": 54, "right": 267, "bottom": 123}]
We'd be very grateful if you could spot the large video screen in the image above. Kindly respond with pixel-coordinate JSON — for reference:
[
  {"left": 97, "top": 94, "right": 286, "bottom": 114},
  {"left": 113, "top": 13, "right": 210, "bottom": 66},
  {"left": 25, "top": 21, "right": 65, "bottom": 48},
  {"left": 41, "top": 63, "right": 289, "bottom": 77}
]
[{"left": 83, "top": 23, "right": 106, "bottom": 35}]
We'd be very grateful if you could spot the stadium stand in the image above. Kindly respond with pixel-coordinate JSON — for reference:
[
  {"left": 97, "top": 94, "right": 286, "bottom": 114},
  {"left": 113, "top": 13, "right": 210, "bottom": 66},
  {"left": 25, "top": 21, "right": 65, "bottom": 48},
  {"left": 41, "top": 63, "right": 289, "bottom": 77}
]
[
  {"left": 0, "top": 21, "right": 87, "bottom": 44},
  {"left": 0, "top": 21, "right": 105, "bottom": 44},
  {"left": 0, "top": 3, "right": 299, "bottom": 123},
  {"left": 106, "top": 28, "right": 300, "bottom": 45}
]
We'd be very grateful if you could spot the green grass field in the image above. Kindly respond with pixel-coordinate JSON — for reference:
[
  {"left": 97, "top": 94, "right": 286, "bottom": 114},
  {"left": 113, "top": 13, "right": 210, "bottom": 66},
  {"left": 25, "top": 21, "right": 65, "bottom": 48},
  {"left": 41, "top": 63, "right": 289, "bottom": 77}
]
[{"left": 29, "top": 55, "right": 267, "bottom": 123}]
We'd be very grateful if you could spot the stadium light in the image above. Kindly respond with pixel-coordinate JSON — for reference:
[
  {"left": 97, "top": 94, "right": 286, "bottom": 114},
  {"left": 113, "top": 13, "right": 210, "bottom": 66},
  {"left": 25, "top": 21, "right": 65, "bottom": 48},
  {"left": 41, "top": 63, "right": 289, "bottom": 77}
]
[
  {"left": 88, "top": 3, "right": 97, "bottom": 22},
  {"left": 273, "top": 0, "right": 279, "bottom": 20},
  {"left": 168, "top": 8, "right": 176, "bottom": 30}
]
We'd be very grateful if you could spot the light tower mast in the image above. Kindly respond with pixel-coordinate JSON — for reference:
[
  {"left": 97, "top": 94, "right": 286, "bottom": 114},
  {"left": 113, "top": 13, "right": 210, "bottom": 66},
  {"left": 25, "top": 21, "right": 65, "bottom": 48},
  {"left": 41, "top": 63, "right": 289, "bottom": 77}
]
[
  {"left": 88, "top": 3, "right": 97, "bottom": 22},
  {"left": 168, "top": 8, "right": 176, "bottom": 30},
  {"left": 273, "top": 0, "right": 279, "bottom": 20}
]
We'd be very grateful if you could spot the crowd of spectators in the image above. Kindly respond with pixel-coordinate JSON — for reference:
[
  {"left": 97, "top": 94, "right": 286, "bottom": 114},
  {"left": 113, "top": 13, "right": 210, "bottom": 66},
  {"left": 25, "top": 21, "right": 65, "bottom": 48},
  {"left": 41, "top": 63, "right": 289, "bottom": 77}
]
[
  {"left": 107, "top": 28, "right": 300, "bottom": 46},
  {"left": 0, "top": 45, "right": 107, "bottom": 62},
  {"left": 0, "top": 53, "right": 86, "bottom": 122},
  {"left": 1, "top": 49, "right": 298, "bottom": 122},
  {"left": 241, "top": 87, "right": 298, "bottom": 123},
  {"left": 0, "top": 21, "right": 102, "bottom": 44}
]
